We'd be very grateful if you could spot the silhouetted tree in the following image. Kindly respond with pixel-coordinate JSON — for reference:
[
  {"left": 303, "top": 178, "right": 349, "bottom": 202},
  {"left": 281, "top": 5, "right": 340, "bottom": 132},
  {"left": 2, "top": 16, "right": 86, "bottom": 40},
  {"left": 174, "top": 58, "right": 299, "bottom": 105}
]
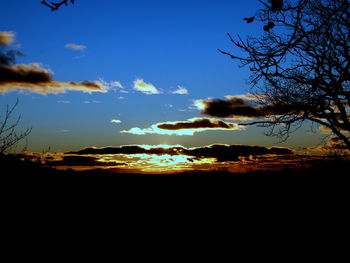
[
  {"left": 41, "top": 0, "right": 74, "bottom": 11},
  {"left": 0, "top": 99, "right": 31, "bottom": 153},
  {"left": 220, "top": 0, "right": 350, "bottom": 149}
]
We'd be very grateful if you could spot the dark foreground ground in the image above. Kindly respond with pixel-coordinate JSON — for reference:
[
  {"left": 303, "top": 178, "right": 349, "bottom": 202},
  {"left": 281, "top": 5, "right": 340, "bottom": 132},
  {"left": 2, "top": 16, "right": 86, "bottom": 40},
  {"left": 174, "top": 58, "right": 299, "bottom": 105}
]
[{"left": 2, "top": 153, "right": 348, "bottom": 259}]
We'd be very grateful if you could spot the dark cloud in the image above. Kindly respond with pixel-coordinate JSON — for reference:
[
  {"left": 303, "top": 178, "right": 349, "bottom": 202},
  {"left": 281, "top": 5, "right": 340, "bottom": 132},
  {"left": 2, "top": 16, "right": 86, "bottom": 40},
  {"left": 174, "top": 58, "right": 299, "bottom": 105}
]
[
  {"left": 183, "top": 144, "right": 292, "bottom": 162},
  {"left": 195, "top": 97, "right": 267, "bottom": 119},
  {"left": 328, "top": 136, "right": 350, "bottom": 150},
  {"left": 45, "top": 155, "right": 123, "bottom": 167},
  {"left": 69, "top": 144, "right": 293, "bottom": 162},
  {"left": 68, "top": 145, "right": 186, "bottom": 156},
  {"left": 0, "top": 63, "right": 107, "bottom": 95},
  {"left": 121, "top": 118, "right": 243, "bottom": 135},
  {"left": 0, "top": 63, "right": 52, "bottom": 83},
  {"left": 157, "top": 118, "right": 238, "bottom": 130},
  {"left": 195, "top": 96, "right": 309, "bottom": 121}
]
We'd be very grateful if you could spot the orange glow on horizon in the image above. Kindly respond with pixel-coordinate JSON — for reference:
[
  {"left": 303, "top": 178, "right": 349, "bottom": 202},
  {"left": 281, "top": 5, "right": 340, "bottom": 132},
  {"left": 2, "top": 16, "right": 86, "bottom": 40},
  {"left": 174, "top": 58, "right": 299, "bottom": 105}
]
[{"left": 24, "top": 143, "right": 346, "bottom": 175}]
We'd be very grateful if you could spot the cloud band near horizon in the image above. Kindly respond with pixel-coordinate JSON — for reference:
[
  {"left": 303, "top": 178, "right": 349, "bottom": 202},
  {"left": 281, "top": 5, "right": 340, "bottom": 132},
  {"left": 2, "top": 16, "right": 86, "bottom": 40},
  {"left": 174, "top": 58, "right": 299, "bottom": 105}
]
[{"left": 68, "top": 143, "right": 293, "bottom": 162}]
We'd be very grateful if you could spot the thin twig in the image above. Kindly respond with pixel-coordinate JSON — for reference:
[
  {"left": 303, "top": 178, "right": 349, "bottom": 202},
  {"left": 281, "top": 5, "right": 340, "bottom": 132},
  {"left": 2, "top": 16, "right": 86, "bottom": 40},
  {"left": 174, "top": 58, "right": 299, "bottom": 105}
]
[{"left": 41, "top": 0, "right": 74, "bottom": 12}]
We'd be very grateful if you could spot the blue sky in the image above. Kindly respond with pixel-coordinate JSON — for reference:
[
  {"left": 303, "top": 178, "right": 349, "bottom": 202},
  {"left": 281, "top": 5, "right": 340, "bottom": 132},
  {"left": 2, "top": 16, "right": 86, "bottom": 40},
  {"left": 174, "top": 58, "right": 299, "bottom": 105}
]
[{"left": 0, "top": 0, "right": 325, "bottom": 152}]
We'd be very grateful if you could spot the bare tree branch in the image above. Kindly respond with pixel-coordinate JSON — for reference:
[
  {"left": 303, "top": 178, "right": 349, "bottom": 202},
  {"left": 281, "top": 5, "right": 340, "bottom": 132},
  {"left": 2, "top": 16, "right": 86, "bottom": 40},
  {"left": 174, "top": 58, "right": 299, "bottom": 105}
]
[
  {"left": 220, "top": 0, "right": 350, "bottom": 149},
  {"left": 41, "top": 0, "right": 74, "bottom": 12}
]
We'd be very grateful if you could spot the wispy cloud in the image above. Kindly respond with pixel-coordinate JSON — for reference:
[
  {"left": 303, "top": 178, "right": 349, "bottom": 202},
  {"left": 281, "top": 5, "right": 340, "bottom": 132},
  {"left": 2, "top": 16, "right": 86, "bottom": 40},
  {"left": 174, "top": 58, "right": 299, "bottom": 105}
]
[
  {"left": 121, "top": 118, "right": 244, "bottom": 136},
  {"left": 0, "top": 31, "right": 15, "bottom": 46},
  {"left": 57, "top": 129, "right": 70, "bottom": 133},
  {"left": 133, "top": 79, "right": 161, "bottom": 95},
  {"left": 83, "top": 100, "right": 101, "bottom": 104},
  {"left": 73, "top": 54, "right": 86, "bottom": 60},
  {"left": 64, "top": 43, "right": 86, "bottom": 51},
  {"left": 57, "top": 100, "right": 71, "bottom": 104},
  {"left": 111, "top": 119, "right": 122, "bottom": 124},
  {"left": 0, "top": 31, "right": 22, "bottom": 66},
  {"left": 97, "top": 78, "right": 126, "bottom": 92},
  {"left": 170, "top": 86, "right": 189, "bottom": 95}
]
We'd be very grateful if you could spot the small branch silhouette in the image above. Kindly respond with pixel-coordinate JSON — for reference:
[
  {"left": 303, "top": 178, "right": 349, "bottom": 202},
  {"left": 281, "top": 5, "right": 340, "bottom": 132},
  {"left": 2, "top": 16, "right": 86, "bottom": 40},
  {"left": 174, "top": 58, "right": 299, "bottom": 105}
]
[
  {"left": 0, "top": 99, "right": 32, "bottom": 153},
  {"left": 41, "top": 0, "right": 74, "bottom": 12}
]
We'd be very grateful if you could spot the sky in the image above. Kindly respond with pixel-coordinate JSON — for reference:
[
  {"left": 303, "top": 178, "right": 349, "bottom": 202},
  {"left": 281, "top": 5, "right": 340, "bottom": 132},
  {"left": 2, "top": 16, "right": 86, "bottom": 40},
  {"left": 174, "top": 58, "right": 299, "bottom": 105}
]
[{"left": 0, "top": 0, "right": 331, "bottom": 171}]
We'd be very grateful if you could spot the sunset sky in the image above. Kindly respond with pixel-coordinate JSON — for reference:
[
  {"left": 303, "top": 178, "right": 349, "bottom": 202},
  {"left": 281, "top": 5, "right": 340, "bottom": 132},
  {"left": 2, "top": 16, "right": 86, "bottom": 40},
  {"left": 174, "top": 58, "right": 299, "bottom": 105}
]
[{"left": 0, "top": 0, "right": 334, "bottom": 173}]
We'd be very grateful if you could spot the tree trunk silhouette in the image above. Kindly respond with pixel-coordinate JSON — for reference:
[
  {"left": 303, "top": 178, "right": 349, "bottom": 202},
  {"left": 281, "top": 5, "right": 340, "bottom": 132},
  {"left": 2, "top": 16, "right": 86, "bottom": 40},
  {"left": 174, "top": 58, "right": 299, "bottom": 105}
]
[{"left": 219, "top": 0, "right": 350, "bottom": 149}]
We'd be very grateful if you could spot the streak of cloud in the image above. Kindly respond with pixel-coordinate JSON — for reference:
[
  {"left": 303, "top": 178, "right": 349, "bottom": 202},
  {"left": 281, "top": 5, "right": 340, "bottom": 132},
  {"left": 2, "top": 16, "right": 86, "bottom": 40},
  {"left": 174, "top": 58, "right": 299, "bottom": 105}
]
[
  {"left": 57, "top": 100, "right": 71, "bottom": 104},
  {"left": 45, "top": 155, "right": 122, "bottom": 167},
  {"left": 97, "top": 78, "right": 126, "bottom": 93},
  {"left": 121, "top": 118, "right": 244, "bottom": 136}
]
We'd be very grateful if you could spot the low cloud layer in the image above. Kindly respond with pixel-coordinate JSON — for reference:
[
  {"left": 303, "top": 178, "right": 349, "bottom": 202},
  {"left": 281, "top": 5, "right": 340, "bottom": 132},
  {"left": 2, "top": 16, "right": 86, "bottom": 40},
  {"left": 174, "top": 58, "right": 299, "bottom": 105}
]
[
  {"left": 68, "top": 144, "right": 293, "bottom": 162},
  {"left": 133, "top": 79, "right": 161, "bottom": 95},
  {"left": 18, "top": 145, "right": 331, "bottom": 174},
  {"left": 121, "top": 118, "right": 244, "bottom": 136},
  {"left": 45, "top": 155, "right": 120, "bottom": 167}
]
